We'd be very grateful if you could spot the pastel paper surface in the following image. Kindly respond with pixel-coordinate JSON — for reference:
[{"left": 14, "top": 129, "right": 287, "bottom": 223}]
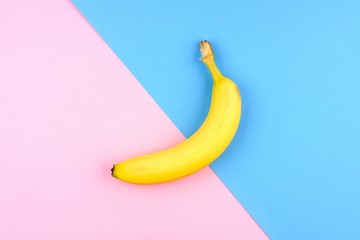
[
  {"left": 72, "top": 0, "right": 360, "bottom": 239},
  {"left": 0, "top": 1, "right": 267, "bottom": 239}
]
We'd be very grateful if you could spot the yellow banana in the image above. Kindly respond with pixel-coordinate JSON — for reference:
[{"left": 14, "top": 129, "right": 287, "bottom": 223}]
[{"left": 111, "top": 41, "right": 242, "bottom": 184}]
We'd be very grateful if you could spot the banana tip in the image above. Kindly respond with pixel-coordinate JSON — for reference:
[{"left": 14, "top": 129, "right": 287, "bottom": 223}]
[
  {"left": 200, "top": 40, "right": 214, "bottom": 61},
  {"left": 111, "top": 165, "right": 115, "bottom": 176}
]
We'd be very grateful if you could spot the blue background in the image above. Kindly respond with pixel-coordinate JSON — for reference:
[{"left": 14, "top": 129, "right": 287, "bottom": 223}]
[{"left": 72, "top": 1, "right": 360, "bottom": 239}]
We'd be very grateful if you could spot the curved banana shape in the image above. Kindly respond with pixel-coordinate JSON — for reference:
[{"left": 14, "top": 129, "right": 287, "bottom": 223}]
[{"left": 112, "top": 41, "right": 242, "bottom": 184}]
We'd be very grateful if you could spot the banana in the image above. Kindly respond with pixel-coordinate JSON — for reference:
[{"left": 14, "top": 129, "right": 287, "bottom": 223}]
[{"left": 111, "top": 41, "right": 242, "bottom": 184}]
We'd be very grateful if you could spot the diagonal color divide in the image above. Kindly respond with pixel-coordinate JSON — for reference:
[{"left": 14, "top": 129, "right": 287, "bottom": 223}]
[
  {"left": 71, "top": 1, "right": 360, "bottom": 239},
  {"left": 0, "top": 1, "right": 268, "bottom": 239}
]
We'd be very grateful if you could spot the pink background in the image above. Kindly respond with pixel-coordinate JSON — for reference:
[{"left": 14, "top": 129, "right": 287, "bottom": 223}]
[{"left": 0, "top": 1, "right": 268, "bottom": 239}]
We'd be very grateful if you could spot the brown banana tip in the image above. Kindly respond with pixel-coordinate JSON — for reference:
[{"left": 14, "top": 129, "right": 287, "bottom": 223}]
[{"left": 200, "top": 40, "right": 214, "bottom": 61}]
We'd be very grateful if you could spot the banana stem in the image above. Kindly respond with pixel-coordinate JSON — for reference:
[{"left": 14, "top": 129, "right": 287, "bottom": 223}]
[{"left": 200, "top": 41, "right": 222, "bottom": 82}]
